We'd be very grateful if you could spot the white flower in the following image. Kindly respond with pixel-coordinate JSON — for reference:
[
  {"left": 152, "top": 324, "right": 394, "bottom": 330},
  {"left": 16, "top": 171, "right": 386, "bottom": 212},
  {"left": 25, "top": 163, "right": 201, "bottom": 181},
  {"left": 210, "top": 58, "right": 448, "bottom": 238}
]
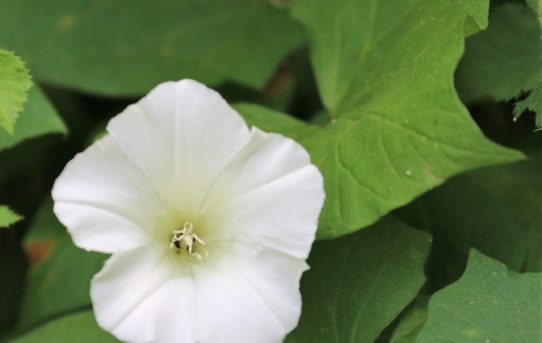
[{"left": 52, "top": 80, "right": 325, "bottom": 343}]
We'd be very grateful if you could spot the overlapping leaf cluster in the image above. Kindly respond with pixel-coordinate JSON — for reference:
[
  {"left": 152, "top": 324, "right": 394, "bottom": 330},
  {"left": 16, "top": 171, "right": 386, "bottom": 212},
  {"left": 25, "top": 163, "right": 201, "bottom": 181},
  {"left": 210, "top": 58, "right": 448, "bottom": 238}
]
[{"left": 0, "top": 0, "right": 539, "bottom": 342}]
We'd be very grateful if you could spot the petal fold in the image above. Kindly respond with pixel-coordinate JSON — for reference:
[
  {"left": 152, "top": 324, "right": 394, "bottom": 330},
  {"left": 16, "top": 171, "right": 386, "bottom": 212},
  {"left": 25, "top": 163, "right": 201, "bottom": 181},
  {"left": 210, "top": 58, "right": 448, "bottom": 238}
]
[
  {"left": 91, "top": 248, "right": 197, "bottom": 343},
  {"left": 194, "top": 248, "right": 308, "bottom": 343},
  {"left": 204, "top": 128, "right": 325, "bottom": 259},
  {"left": 52, "top": 135, "right": 166, "bottom": 253},
  {"left": 107, "top": 79, "right": 251, "bottom": 213}
]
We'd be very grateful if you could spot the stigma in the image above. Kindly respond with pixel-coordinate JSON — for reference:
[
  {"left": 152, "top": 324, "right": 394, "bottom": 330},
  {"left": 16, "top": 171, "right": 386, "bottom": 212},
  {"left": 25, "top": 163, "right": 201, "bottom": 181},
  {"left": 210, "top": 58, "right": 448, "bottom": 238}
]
[{"left": 169, "top": 222, "right": 208, "bottom": 260}]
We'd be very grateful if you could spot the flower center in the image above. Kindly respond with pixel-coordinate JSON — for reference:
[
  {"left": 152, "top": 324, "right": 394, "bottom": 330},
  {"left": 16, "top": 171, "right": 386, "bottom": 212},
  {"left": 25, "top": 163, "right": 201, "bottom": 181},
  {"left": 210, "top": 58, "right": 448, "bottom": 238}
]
[{"left": 169, "top": 221, "right": 208, "bottom": 260}]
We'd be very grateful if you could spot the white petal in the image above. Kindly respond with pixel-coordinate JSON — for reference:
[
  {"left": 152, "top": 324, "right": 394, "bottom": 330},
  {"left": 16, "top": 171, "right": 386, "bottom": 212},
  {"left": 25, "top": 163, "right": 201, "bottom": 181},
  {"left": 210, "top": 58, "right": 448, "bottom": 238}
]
[
  {"left": 106, "top": 79, "right": 251, "bottom": 213},
  {"left": 194, "top": 248, "right": 308, "bottom": 343},
  {"left": 52, "top": 135, "right": 167, "bottom": 253},
  {"left": 91, "top": 248, "right": 197, "bottom": 343},
  {"left": 204, "top": 128, "right": 325, "bottom": 259}
]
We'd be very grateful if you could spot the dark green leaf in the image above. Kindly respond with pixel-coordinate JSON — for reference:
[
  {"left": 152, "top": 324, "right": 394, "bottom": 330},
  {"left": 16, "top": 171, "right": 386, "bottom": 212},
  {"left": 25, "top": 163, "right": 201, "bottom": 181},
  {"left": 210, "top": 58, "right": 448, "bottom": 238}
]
[
  {"left": 10, "top": 311, "right": 119, "bottom": 343},
  {"left": 398, "top": 155, "right": 542, "bottom": 291},
  {"left": 16, "top": 199, "right": 106, "bottom": 331},
  {"left": 417, "top": 250, "right": 542, "bottom": 343},
  {"left": 514, "top": 83, "right": 542, "bottom": 130},
  {"left": 389, "top": 297, "right": 428, "bottom": 343},
  {"left": 286, "top": 217, "right": 431, "bottom": 343},
  {"left": 0, "top": 1, "right": 303, "bottom": 96},
  {"left": 0, "top": 85, "right": 66, "bottom": 151},
  {"left": 457, "top": 3, "right": 542, "bottom": 103}
]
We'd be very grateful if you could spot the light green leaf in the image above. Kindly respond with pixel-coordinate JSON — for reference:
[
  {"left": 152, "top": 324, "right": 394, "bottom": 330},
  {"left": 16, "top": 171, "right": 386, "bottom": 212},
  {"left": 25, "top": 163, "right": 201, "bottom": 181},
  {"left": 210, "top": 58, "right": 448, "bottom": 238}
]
[
  {"left": 514, "top": 83, "right": 542, "bottom": 130},
  {"left": 286, "top": 217, "right": 431, "bottom": 343},
  {"left": 0, "top": 49, "right": 31, "bottom": 134},
  {"left": 0, "top": 85, "right": 66, "bottom": 151},
  {"left": 16, "top": 199, "right": 106, "bottom": 331},
  {"left": 456, "top": 3, "right": 542, "bottom": 103},
  {"left": 417, "top": 250, "right": 542, "bottom": 343},
  {"left": 0, "top": 205, "right": 21, "bottom": 228},
  {"left": 10, "top": 311, "right": 119, "bottom": 343},
  {"left": 238, "top": 102, "right": 523, "bottom": 239},
  {"left": 237, "top": 0, "right": 523, "bottom": 238},
  {"left": 389, "top": 297, "right": 428, "bottom": 343},
  {"left": 291, "top": 0, "right": 491, "bottom": 115},
  {"left": 234, "top": 103, "right": 314, "bottom": 140},
  {"left": 0, "top": 1, "right": 303, "bottom": 96}
]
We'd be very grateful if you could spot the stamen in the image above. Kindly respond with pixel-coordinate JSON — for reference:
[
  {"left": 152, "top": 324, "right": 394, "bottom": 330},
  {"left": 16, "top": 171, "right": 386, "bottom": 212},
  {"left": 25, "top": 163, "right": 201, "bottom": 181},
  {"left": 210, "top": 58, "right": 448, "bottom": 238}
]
[{"left": 170, "top": 221, "right": 208, "bottom": 260}]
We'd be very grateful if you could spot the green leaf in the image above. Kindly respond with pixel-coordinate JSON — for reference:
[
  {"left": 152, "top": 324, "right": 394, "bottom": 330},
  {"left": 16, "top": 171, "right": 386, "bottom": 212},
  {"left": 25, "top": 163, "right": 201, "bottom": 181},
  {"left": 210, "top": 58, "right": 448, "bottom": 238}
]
[
  {"left": 417, "top": 250, "right": 542, "bottom": 343},
  {"left": 0, "top": 85, "right": 66, "bottom": 151},
  {"left": 0, "top": 1, "right": 303, "bottom": 96},
  {"left": 460, "top": 0, "right": 490, "bottom": 37},
  {"left": 389, "top": 297, "right": 428, "bottom": 343},
  {"left": 286, "top": 217, "right": 431, "bottom": 343},
  {"left": 468, "top": 157, "right": 542, "bottom": 272},
  {"left": 16, "top": 199, "right": 107, "bottom": 331},
  {"left": 514, "top": 83, "right": 542, "bottom": 130},
  {"left": 234, "top": 103, "right": 314, "bottom": 140},
  {"left": 0, "top": 205, "right": 21, "bottom": 228},
  {"left": 456, "top": 3, "right": 542, "bottom": 103},
  {"left": 291, "top": 0, "right": 491, "bottom": 115},
  {"left": 237, "top": 0, "right": 523, "bottom": 238},
  {"left": 238, "top": 102, "right": 522, "bottom": 239},
  {"left": 0, "top": 49, "right": 31, "bottom": 134},
  {"left": 10, "top": 311, "right": 119, "bottom": 343}
]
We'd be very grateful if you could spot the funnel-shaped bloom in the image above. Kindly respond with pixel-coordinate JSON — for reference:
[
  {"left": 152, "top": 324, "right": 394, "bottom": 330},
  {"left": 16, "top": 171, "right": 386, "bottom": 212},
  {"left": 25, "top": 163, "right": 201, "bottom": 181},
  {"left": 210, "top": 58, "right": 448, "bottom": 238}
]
[{"left": 52, "top": 80, "right": 325, "bottom": 343}]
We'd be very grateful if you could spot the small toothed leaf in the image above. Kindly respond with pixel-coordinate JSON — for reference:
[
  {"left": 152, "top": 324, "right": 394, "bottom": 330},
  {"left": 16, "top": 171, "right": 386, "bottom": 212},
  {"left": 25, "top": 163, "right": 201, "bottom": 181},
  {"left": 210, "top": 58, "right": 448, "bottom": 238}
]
[
  {"left": 0, "top": 49, "right": 32, "bottom": 134},
  {"left": 0, "top": 205, "right": 22, "bottom": 228},
  {"left": 514, "top": 84, "right": 542, "bottom": 130}
]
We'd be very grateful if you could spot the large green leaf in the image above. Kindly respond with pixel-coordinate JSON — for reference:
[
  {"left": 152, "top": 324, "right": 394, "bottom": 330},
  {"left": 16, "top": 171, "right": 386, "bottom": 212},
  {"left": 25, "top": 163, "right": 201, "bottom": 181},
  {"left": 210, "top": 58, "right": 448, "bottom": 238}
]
[
  {"left": 286, "top": 217, "right": 431, "bottom": 343},
  {"left": 456, "top": 3, "right": 542, "bottom": 103},
  {"left": 0, "top": 49, "right": 31, "bottom": 133},
  {"left": 16, "top": 199, "right": 106, "bottom": 331},
  {"left": 0, "top": 1, "right": 303, "bottom": 96},
  {"left": 0, "top": 206, "right": 21, "bottom": 228},
  {"left": 238, "top": 0, "right": 523, "bottom": 238},
  {"left": 417, "top": 250, "right": 542, "bottom": 343},
  {"left": 238, "top": 103, "right": 522, "bottom": 240},
  {"left": 0, "top": 85, "right": 66, "bottom": 151},
  {"left": 10, "top": 311, "right": 118, "bottom": 343}
]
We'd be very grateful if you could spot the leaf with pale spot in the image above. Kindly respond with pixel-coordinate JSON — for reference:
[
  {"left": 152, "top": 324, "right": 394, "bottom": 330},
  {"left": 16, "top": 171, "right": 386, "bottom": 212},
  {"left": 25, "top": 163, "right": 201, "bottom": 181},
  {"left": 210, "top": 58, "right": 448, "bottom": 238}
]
[{"left": 237, "top": 0, "right": 523, "bottom": 239}]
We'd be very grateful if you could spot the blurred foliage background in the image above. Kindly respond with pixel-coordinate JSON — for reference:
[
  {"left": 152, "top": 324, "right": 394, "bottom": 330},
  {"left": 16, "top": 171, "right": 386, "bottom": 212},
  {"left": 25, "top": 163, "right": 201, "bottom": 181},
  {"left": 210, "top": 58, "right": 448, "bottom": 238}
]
[{"left": 0, "top": 0, "right": 540, "bottom": 342}]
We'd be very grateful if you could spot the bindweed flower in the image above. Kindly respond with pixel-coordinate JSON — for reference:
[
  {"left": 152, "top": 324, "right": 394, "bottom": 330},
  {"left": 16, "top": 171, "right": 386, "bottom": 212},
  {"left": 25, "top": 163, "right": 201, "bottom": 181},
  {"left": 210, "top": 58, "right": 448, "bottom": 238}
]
[{"left": 52, "top": 80, "right": 325, "bottom": 343}]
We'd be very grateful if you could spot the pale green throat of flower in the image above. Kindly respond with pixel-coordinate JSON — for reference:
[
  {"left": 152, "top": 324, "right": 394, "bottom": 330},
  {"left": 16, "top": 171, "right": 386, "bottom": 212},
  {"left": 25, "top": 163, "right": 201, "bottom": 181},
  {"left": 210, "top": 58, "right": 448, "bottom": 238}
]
[{"left": 169, "top": 221, "right": 208, "bottom": 261}]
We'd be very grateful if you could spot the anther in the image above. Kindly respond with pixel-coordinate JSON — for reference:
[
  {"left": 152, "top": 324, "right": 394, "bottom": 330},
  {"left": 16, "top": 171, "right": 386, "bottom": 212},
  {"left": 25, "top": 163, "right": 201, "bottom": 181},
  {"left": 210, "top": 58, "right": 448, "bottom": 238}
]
[{"left": 170, "top": 222, "right": 208, "bottom": 260}]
